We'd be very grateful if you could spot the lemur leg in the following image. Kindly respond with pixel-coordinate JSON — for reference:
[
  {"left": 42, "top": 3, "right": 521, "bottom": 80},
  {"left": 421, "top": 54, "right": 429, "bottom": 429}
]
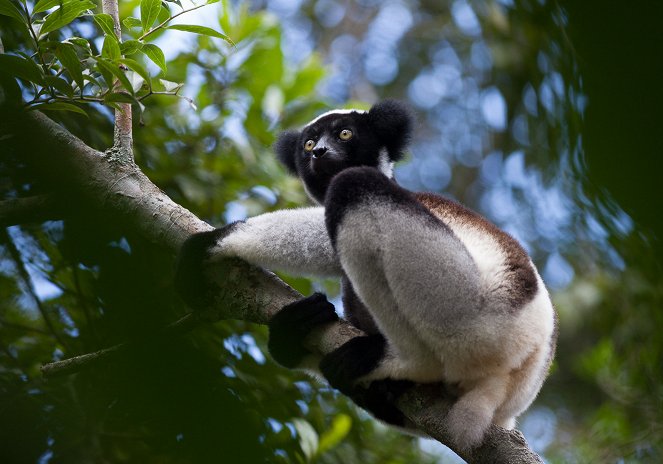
[{"left": 268, "top": 292, "right": 338, "bottom": 369}]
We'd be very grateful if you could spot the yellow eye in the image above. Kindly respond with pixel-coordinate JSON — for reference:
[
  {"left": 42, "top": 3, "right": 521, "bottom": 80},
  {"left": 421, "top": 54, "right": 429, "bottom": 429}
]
[
  {"left": 339, "top": 129, "right": 353, "bottom": 141},
  {"left": 304, "top": 140, "right": 315, "bottom": 152}
]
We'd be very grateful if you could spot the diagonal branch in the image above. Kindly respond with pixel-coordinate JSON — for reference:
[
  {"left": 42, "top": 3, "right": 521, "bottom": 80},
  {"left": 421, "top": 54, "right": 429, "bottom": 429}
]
[{"left": 1, "top": 109, "right": 543, "bottom": 464}]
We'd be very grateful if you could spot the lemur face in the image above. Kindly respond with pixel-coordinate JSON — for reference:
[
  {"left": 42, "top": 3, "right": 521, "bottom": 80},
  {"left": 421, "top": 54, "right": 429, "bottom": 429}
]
[{"left": 274, "top": 100, "right": 414, "bottom": 203}]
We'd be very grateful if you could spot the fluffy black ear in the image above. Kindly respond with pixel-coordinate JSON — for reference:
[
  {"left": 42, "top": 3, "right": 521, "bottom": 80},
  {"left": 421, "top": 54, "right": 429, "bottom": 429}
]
[
  {"left": 367, "top": 100, "right": 414, "bottom": 161},
  {"left": 273, "top": 130, "right": 300, "bottom": 174}
]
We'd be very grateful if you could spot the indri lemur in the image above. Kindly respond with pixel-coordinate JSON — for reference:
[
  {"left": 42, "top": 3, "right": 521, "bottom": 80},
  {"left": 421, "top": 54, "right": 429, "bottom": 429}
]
[{"left": 176, "top": 100, "right": 557, "bottom": 451}]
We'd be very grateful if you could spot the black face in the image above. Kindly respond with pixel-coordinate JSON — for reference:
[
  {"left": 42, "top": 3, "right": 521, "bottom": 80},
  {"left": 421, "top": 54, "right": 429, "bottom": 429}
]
[{"left": 274, "top": 100, "right": 413, "bottom": 203}]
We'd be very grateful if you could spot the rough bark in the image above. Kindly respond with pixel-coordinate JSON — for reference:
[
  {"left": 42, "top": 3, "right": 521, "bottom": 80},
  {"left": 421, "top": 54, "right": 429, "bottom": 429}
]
[{"left": 1, "top": 110, "right": 544, "bottom": 464}]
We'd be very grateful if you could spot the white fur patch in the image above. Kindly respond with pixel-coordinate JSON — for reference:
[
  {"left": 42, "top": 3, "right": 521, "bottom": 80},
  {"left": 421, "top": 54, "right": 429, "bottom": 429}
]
[
  {"left": 377, "top": 148, "right": 395, "bottom": 178},
  {"left": 304, "top": 109, "right": 366, "bottom": 128}
]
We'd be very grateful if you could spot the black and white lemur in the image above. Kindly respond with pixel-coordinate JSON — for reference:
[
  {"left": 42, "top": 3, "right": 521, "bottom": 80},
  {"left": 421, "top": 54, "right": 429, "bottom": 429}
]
[{"left": 176, "top": 100, "right": 557, "bottom": 451}]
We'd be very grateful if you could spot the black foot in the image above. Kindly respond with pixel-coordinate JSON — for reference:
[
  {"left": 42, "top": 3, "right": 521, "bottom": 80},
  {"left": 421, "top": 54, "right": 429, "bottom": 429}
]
[
  {"left": 174, "top": 222, "right": 243, "bottom": 309},
  {"left": 268, "top": 293, "right": 338, "bottom": 368},
  {"left": 319, "top": 333, "right": 386, "bottom": 394},
  {"left": 350, "top": 379, "right": 414, "bottom": 426}
]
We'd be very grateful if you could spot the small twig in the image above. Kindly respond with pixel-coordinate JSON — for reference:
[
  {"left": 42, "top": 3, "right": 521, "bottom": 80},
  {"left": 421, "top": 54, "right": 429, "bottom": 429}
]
[{"left": 40, "top": 312, "right": 202, "bottom": 377}]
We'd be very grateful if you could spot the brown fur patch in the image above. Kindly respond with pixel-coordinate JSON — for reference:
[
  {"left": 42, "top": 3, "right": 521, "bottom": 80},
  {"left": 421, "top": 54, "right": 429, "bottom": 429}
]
[{"left": 415, "top": 192, "right": 538, "bottom": 308}]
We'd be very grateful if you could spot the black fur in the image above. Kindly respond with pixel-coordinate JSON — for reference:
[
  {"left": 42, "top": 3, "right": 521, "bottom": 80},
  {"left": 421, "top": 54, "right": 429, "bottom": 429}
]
[
  {"left": 273, "top": 101, "right": 415, "bottom": 204},
  {"left": 273, "top": 130, "right": 300, "bottom": 174},
  {"left": 175, "top": 222, "right": 244, "bottom": 310},
  {"left": 348, "top": 379, "right": 415, "bottom": 426},
  {"left": 319, "top": 333, "right": 386, "bottom": 394},
  {"left": 324, "top": 166, "right": 443, "bottom": 248},
  {"left": 366, "top": 99, "right": 413, "bottom": 161},
  {"left": 268, "top": 293, "right": 339, "bottom": 368}
]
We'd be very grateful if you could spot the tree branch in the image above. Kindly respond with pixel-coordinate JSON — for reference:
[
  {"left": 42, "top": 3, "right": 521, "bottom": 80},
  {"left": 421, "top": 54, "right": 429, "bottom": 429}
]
[
  {"left": 102, "top": 0, "right": 133, "bottom": 156},
  {"left": 1, "top": 110, "right": 544, "bottom": 463},
  {"left": 0, "top": 194, "right": 61, "bottom": 227}
]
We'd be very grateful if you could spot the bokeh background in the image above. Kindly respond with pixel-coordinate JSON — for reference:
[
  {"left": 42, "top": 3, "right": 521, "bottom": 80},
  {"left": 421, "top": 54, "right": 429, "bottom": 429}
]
[{"left": 1, "top": 0, "right": 661, "bottom": 462}]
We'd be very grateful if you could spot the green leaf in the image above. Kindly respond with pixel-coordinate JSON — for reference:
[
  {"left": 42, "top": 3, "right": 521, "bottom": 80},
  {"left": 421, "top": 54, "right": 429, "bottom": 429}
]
[
  {"left": 159, "top": 79, "right": 182, "bottom": 93},
  {"left": 102, "top": 34, "right": 121, "bottom": 60},
  {"left": 122, "top": 16, "right": 141, "bottom": 29},
  {"left": 317, "top": 414, "right": 352, "bottom": 455},
  {"left": 93, "top": 13, "right": 117, "bottom": 39},
  {"left": 104, "top": 92, "right": 138, "bottom": 104},
  {"left": 292, "top": 419, "right": 319, "bottom": 461},
  {"left": 0, "top": 0, "right": 27, "bottom": 23},
  {"left": 140, "top": 0, "right": 160, "bottom": 33},
  {"left": 0, "top": 54, "right": 44, "bottom": 85},
  {"left": 206, "top": 0, "right": 220, "bottom": 4},
  {"left": 64, "top": 36, "right": 90, "bottom": 48},
  {"left": 141, "top": 43, "right": 166, "bottom": 73},
  {"left": 119, "top": 58, "right": 151, "bottom": 88},
  {"left": 166, "top": 24, "right": 233, "bottom": 44},
  {"left": 31, "top": 101, "right": 88, "bottom": 116},
  {"left": 120, "top": 40, "right": 143, "bottom": 56},
  {"left": 33, "top": 0, "right": 66, "bottom": 15},
  {"left": 40, "top": 0, "right": 95, "bottom": 36},
  {"left": 55, "top": 42, "right": 83, "bottom": 88},
  {"left": 44, "top": 75, "right": 74, "bottom": 97},
  {"left": 95, "top": 58, "right": 133, "bottom": 94}
]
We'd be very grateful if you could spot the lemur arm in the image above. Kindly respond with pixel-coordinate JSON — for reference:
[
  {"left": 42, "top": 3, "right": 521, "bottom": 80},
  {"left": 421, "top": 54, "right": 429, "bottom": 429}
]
[{"left": 209, "top": 206, "right": 342, "bottom": 277}]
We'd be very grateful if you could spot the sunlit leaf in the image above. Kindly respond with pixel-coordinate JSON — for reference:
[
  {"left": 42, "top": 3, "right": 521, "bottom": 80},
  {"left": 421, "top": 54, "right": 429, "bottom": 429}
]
[
  {"left": 206, "top": 0, "right": 220, "bottom": 4},
  {"left": 0, "top": 54, "right": 44, "bottom": 84},
  {"left": 166, "top": 24, "right": 233, "bottom": 45},
  {"left": 141, "top": 43, "right": 166, "bottom": 73},
  {"left": 159, "top": 79, "right": 182, "bottom": 93},
  {"left": 64, "top": 36, "right": 90, "bottom": 49},
  {"left": 0, "top": 0, "right": 26, "bottom": 23},
  {"left": 317, "top": 414, "right": 351, "bottom": 455},
  {"left": 292, "top": 419, "right": 319, "bottom": 461},
  {"left": 120, "top": 40, "right": 143, "bottom": 56},
  {"left": 120, "top": 58, "right": 151, "bottom": 89},
  {"left": 125, "top": 70, "right": 145, "bottom": 93},
  {"left": 30, "top": 101, "right": 88, "bottom": 116},
  {"left": 102, "top": 34, "right": 121, "bottom": 61},
  {"left": 140, "top": 0, "right": 160, "bottom": 33},
  {"left": 40, "top": 0, "right": 95, "bottom": 36},
  {"left": 93, "top": 13, "right": 117, "bottom": 39},
  {"left": 33, "top": 0, "right": 67, "bottom": 15},
  {"left": 122, "top": 16, "right": 141, "bottom": 29},
  {"left": 95, "top": 58, "right": 133, "bottom": 94}
]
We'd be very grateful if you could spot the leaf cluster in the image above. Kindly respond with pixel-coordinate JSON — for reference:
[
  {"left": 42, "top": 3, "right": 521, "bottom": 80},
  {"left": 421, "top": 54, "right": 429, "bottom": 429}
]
[{"left": 0, "top": 0, "right": 230, "bottom": 116}]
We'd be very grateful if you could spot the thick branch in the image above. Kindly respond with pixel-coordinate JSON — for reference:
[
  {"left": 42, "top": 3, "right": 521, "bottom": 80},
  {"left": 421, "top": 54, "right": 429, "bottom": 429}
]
[{"left": 1, "top": 111, "right": 543, "bottom": 464}]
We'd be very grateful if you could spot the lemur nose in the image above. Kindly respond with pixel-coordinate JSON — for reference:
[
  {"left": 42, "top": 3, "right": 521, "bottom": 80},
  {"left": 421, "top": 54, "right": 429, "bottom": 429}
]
[{"left": 312, "top": 147, "right": 328, "bottom": 158}]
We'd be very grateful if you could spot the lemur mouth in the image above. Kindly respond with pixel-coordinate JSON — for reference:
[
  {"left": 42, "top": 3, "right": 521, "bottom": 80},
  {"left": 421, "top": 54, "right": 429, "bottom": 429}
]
[{"left": 311, "top": 151, "right": 342, "bottom": 174}]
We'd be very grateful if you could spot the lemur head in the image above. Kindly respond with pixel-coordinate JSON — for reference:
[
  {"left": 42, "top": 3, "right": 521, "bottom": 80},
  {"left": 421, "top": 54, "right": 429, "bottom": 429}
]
[{"left": 274, "top": 99, "right": 413, "bottom": 203}]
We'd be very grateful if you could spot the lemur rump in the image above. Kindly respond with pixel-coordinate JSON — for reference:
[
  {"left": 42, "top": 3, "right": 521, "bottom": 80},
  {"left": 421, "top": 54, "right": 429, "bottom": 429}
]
[{"left": 176, "top": 100, "right": 557, "bottom": 451}]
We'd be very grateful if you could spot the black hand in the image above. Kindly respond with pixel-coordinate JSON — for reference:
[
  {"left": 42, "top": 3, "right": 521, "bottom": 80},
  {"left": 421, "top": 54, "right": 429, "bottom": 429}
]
[
  {"left": 174, "top": 222, "right": 243, "bottom": 310},
  {"left": 268, "top": 293, "right": 338, "bottom": 368}
]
